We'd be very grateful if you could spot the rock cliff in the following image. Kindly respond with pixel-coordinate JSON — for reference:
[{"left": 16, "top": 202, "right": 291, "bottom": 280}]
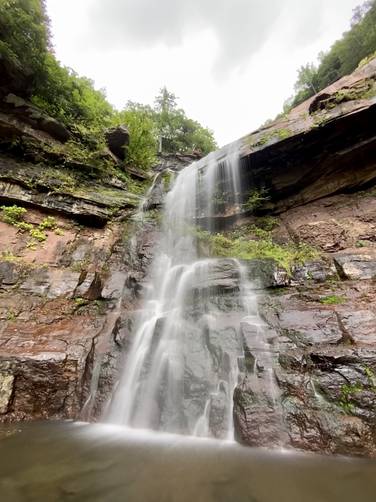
[{"left": 0, "top": 57, "right": 375, "bottom": 457}]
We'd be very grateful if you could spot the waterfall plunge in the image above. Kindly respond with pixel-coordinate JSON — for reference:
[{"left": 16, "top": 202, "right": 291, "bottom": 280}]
[{"left": 107, "top": 144, "right": 274, "bottom": 440}]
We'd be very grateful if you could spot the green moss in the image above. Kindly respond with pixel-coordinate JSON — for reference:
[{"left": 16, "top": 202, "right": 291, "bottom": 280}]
[
  {"left": 1, "top": 250, "right": 18, "bottom": 262},
  {"left": 319, "top": 295, "right": 346, "bottom": 305},
  {"left": 363, "top": 366, "right": 376, "bottom": 388},
  {"left": 74, "top": 297, "right": 88, "bottom": 307},
  {"left": 6, "top": 310, "right": 16, "bottom": 322},
  {"left": 339, "top": 383, "right": 363, "bottom": 413},
  {"left": 249, "top": 128, "right": 292, "bottom": 149},
  {"left": 276, "top": 128, "right": 292, "bottom": 140},
  {"left": 116, "top": 171, "right": 150, "bottom": 196},
  {"left": 355, "top": 240, "right": 367, "bottom": 248}
]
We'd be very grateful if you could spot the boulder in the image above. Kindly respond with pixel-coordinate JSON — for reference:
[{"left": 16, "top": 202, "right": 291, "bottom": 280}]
[
  {"left": 334, "top": 252, "right": 376, "bottom": 280},
  {"left": 105, "top": 126, "right": 130, "bottom": 161},
  {"left": 3, "top": 94, "right": 71, "bottom": 142}
]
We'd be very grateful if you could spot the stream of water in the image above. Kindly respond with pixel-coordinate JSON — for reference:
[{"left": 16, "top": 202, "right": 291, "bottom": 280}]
[{"left": 106, "top": 144, "right": 278, "bottom": 440}]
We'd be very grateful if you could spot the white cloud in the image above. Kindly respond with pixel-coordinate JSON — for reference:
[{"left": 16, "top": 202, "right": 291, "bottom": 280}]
[{"left": 46, "top": 0, "right": 361, "bottom": 146}]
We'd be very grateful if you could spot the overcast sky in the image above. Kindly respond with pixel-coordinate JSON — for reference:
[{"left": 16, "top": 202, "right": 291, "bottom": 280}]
[{"left": 46, "top": 0, "right": 361, "bottom": 147}]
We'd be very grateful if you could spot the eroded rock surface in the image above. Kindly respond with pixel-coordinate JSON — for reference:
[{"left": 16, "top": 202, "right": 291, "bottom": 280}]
[{"left": 233, "top": 186, "right": 376, "bottom": 457}]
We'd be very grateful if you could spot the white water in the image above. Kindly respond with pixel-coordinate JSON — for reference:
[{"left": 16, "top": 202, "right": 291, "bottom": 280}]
[{"left": 107, "top": 144, "right": 275, "bottom": 439}]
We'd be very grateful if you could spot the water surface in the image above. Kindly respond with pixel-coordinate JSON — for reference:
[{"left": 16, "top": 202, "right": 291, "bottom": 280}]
[{"left": 0, "top": 422, "right": 375, "bottom": 502}]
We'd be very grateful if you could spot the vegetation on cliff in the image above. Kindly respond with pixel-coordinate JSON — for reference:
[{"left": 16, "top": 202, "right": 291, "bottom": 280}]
[
  {"left": 285, "top": 0, "right": 376, "bottom": 111},
  {"left": 0, "top": 0, "right": 216, "bottom": 172}
]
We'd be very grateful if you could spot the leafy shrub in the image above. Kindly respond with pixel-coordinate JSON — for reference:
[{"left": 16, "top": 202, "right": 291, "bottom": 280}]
[
  {"left": 1, "top": 205, "right": 27, "bottom": 225},
  {"left": 195, "top": 227, "right": 318, "bottom": 273},
  {"left": 114, "top": 104, "right": 158, "bottom": 170},
  {"left": 243, "top": 188, "right": 270, "bottom": 211},
  {"left": 29, "top": 228, "right": 47, "bottom": 242},
  {"left": 39, "top": 216, "right": 57, "bottom": 230}
]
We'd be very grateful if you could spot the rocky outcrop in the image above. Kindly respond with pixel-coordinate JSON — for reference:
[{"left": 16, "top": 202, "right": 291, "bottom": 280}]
[
  {"left": 230, "top": 58, "right": 376, "bottom": 215},
  {"left": 0, "top": 155, "right": 140, "bottom": 226},
  {"left": 1, "top": 94, "right": 71, "bottom": 143},
  {"left": 105, "top": 126, "right": 130, "bottom": 161},
  {"left": 0, "top": 197, "right": 159, "bottom": 422},
  {"left": 232, "top": 185, "right": 376, "bottom": 457}
]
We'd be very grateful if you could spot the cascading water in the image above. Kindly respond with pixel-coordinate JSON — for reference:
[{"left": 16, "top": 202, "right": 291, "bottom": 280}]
[{"left": 107, "top": 143, "right": 276, "bottom": 440}]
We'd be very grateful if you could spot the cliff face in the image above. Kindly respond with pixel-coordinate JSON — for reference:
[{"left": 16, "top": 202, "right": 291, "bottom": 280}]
[
  {"left": 0, "top": 57, "right": 375, "bottom": 457},
  {"left": 237, "top": 57, "right": 376, "bottom": 213},
  {"left": 229, "top": 57, "right": 376, "bottom": 457}
]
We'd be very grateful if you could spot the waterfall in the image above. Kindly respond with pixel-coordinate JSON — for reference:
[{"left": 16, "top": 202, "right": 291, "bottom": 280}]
[{"left": 107, "top": 143, "right": 273, "bottom": 440}]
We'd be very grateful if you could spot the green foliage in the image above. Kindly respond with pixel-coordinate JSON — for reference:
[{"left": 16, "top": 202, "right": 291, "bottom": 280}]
[
  {"left": 31, "top": 53, "right": 114, "bottom": 132},
  {"left": 0, "top": 0, "right": 113, "bottom": 137},
  {"left": 1, "top": 2, "right": 217, "bottom": 171},
  {"left": 1, "top": 250, "right": 18, "bottom": 262},
  {"left": 1, "top": 204, "right": 62, "bottom": 247},
  {"left": 113, "top": 90, "right": 217, "bottom": 169},
  {"left": 195, "top": 227, "right": 318, "bottom": 273},
  {"left": 243, "top": 188, "right": 270, "bottom": 211},
  {"left": 7, "top": 310, "right": 16, "bottom": 322},
  {"left": 15, "top": 221, "right": 34, "bottom": 232},
  {"left": 154, "top": 87, "right": 217, "bottom": 155},
  {"left": 114, "top": 103, "right": 158, "bottom": 170},
  {"left": 1, "top": 205, "right": 27, "bottom": 225},
  {"left": 285, "top": 1, "right": 376, "bottom": 110},
  {"left": 319, "top": 295, "right": 346, "bottom": 305},
  {"left": 29, "top": 227, "right": 46, "bottom": 241},
  {"left": 39, "top": 216, "right": 57, "bottom": 230},
  {"left": 0, "top": 0, "right": 49, "bottom": 87},
  {"left": 256, "top": 216, "right": 279, "bottom": 231}
]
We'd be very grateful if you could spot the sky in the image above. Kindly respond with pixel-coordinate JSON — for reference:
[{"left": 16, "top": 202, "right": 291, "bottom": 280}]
[{"left": 46, "top": 0, "right": 361, "bottom": 147}]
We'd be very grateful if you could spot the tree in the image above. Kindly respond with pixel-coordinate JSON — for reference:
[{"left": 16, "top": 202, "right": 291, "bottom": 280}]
[
  {"left": 0, "top": 0, "right": 50, "bottom": 94},
  {"left": 351, "top": 0, "right": 373, "bottom": 25},
  {"left": 294, "top": 63, "right": 319, "bottom": 95},
  {"left": 153, "top": 87, "right": 217, "bottom": 155},
  {"left": 115, "top": 102, "right": 158, "bottom": 170},
  {"left": 285, "top": 0, "right": 376, "bottom": 111}
]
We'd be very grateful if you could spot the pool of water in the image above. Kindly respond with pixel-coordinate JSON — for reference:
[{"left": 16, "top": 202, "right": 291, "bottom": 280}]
[{"left": 0, "top": 422, "right": 375, "bottom": 501}]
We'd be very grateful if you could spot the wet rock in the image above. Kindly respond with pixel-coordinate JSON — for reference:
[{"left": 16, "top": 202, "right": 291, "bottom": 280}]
[
  {"left": 242, "top": 258, "right": 290, "bottom": 288},
  {"left": 337, "top": 310, "right": 376, "bottom": 345},
  {"left": 292, "top": 260, "right": 335, "bottom": 284},
  {"left": 101, "top": 271, "right": 127, "bottom": 300},
  {"left": 0, "top": 261, "right": 19, "bottom": 286},
  {"left": 0, "top": 369, "right": 14, "bottom": 414},
  {"left": 278, "top": 308, "right": 343, "bottom": 345},
  {"left": 144, "top": 172, "right": 165, "bottom": 210},
  {"left": 105, "top": 126, "right": 130, "bottom": 161},
  {"left": 334, "top": 252, "right": 376, "bottom": 280},
  {"left": 233, "top": 380, "right": 286, "bottom": 447},
  {"left": 193, "top": 259, "right": 241, "bottom": 292},
  {"left": 0, "top": 318, "right": 101, "bottom": 421}
]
